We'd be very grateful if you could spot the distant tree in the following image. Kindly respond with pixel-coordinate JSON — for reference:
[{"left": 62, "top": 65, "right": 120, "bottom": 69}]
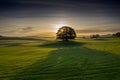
[
  {"left": 56, "top": 26, "right": 76, "bottom": 41},
  {"left": 82, "top": 36, "right": 86, "bottom": 39},
  {"left": 90, "top": 34, "right": 100, "bottom": 38},
  {"left": 0, "top": 35, "right": 3, "bottom": 37},
  {"left": 113, "top": 32, "right": 120, "bottom": 37}
]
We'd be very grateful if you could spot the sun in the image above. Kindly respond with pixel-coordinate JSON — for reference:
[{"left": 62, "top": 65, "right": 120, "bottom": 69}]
[{"left": 54, "top": 23, "right": 67, "bottom": 32}]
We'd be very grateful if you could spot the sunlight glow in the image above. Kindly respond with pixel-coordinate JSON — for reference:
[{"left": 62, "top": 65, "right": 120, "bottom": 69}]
[{"left": 54, "top": 23, "right": 67, "bottom": 32}]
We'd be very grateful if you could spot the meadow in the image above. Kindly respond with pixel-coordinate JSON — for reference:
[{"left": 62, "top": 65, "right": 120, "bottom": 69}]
[{"left": 0, "top": 37, "right": 120, "bottom": 80}]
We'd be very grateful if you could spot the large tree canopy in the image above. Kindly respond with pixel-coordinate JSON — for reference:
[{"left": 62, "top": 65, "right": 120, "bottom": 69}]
[{"left": 56, "top": 26, "right": 76, "bottom": 41}]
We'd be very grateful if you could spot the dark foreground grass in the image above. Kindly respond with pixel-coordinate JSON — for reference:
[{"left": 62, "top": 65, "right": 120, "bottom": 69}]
[{"left": 0, "top": 38, "right": 120, "bottom": 80}]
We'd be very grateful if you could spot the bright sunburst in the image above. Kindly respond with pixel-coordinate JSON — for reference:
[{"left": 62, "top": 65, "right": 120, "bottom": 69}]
[{"left": 54, "top": 23, "right": 67, "bottom": 32}]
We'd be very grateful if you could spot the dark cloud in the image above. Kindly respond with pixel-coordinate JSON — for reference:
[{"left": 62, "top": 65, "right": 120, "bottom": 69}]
[{"left": 0, "top": 0, "right": 120, "bottom": 18}]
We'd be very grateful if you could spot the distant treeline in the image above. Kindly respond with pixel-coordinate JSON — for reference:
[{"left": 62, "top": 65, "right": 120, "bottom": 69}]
[
  {"left": 90, "top": 32, "right": 120, "bottom": 38},
  {"left": 79, "top": 32, "right": 120, "bottom": 39}
]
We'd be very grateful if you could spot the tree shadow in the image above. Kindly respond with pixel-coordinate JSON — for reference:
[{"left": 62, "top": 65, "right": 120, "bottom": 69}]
[
  {"left": 38, "top": 41, "right": 85, "bottom": 48},
  {"left": 0, "top": 43, "right": 23, "bottom": 46},
  {"left": 12, "top": 45, "right": 120, "bottom": 80},
  {"left": 0, "top": 36, "right": 48, "bottom": 41},
  {"left": 93, "top": 38, "right": 108, "bottom": 41}
]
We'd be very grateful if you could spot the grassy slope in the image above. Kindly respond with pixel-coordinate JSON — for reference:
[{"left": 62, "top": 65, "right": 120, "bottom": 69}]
[{"left": 0, "top": 38, "right": 120, "bottom": 80}]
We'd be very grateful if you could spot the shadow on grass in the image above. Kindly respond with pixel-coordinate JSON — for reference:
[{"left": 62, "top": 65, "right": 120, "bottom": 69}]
[
  {"left": 0, "top": 43, "right": 23, "bottom": 47},
  {"left": 0, "top": 36, "right": 48, "bottom": 41},
  {"left": 93, "top": 38, "right": 108, "bottom": 41},
  {"left": 0, "top": 38, "right": 49, "bottom": 47},
  {"left": 12, "top": 43, "right": 120, "bottom": 80},
  {"left": 38, "top": 41, "right": 85, "bottom": 48}
]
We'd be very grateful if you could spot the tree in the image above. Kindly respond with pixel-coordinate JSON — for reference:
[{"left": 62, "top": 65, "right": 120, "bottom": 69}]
[
  {"left": 90, "top": 34, "right": 100, "bottom": 38},
  {"left": 113, "top": 32, "right": 120, "bottom": 37},
  {"left": 56, "top": 26, "right": 76, "bottom": 41},
  {"left": 0, "top": 35, "right": 2, "bottom": 37}
]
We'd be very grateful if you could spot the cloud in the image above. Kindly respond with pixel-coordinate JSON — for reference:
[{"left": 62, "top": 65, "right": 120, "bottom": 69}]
[
  {"left": 76, "top": 25, "right": 120, "bottom": 34},
  {"left": 0, "top": 0, "right": 120, "bottom": 19},
  {"left": 20, "top": 27, "right": 33, "bottom": 32},
  {"left": 0, "top": 26, "right": 35, "bottom": 36}
]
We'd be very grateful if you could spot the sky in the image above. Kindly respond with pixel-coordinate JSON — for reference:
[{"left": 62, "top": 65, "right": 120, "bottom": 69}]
[{"left": 0, "top": 0, "right": 120, "bottom": 37}]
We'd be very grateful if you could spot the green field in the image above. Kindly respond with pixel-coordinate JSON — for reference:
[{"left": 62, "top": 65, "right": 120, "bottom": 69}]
[{"left": 0, "top": 37, "right": 120, "bottom": 80}]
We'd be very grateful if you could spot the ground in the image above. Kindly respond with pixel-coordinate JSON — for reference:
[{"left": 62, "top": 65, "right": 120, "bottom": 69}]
[{"left": 0, "top": 37, "right": 120, "bottom": 80}]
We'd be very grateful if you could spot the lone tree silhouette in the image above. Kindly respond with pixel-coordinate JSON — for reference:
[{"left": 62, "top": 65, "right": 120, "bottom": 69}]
[{"left": 56, "top": 26, "right": 76, "bottom": 41}]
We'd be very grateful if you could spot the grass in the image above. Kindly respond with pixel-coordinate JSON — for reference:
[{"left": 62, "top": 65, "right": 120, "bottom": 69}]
[{"left": 0, "top": 38, "right": 120, "bottom": 80}]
